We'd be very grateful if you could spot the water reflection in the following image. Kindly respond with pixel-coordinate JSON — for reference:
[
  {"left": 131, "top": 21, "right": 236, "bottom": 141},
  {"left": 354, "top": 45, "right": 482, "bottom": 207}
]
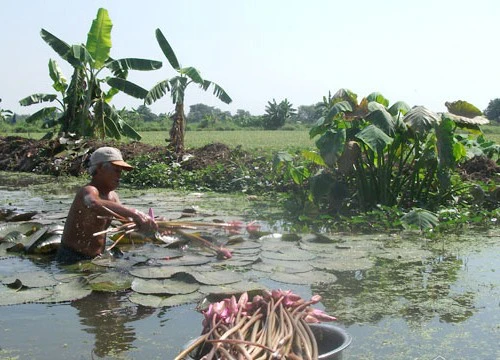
[{"left": 71, "top": 291, "right": 155, "bottom": 358}]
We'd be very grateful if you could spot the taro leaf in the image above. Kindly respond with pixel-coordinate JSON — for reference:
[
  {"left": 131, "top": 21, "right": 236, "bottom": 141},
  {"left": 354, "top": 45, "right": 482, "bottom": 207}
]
[
  {"left": 312, "top": 257, "right": 374, "bottom": 272},
  {"left": 188, "top": 270, "right": 243, "bottom": 285},
  {"left": 252, "top": 259, "right": 313, "bottom": 274},
  {"left": 5, "top": 242, "right": 25, "bottom": 253},
  {"left": 270, "top": 270, "right": 336, "bottom": 285},
  {"left": 37, "top": 277, "right": 92, "bottom": 303},
  {"left": 23, "top": 226, "right": 49, "bottom": 253},
  {"left": 131, "top": 278, "right": 199, "bottom": 295},
  {"left": 1, "top": 271, "right": 58, "bottom": 288},
  {"left": 401, "top": 208, "right": 439, "bottom": 230},
  {"left": 129, "top": 266, "right": 188, "bottom": 279},
  {"left": 0, "top": 285, "right": 53, "bottom": 306},
  {"left": 261, "top": 247, "right": 316, "bottom": 261},
  {"left": 1, "top": 231, "right": 24, "bottom": 243},
  {"left": 89, "top": 271, "right": 133, "bottom": 292}
]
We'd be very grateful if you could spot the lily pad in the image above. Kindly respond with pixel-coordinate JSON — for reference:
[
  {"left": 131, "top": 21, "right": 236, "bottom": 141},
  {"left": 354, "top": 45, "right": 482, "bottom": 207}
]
[
  {"left": 131, "top": 277, "right": 199, "bottom": 295},
  {"left": 0, "top": 285, "right": 53, "bottom": 306},
  {"left": 261, "top": 247, "right": 316, "bottom": 261},
  {"left": 88, "top": 271, "right": 133, "bottom": 292},
  {"left": 198, "top": 281, "right": 265, "bottom": 297},
  {"left": 188, "top": 270, "right": 243, "bottom": 285},
  {"left": 129, "top": 266, "right": 188, "bottom": 279},
  {"left": 0, "top": 271, "right": 58, "bottom": 288},
  {"left": 376, "top": 247, "right": 432, "bottom": 262},
  {"left": 312, "top": 257, "right": 374, "bottom": 272},
  {"left": 270, "top": 270, "right": 337, "bottom": 285},
  {"left": 37, "top": 277, "right": 92, "bottom": 303},
  {"left": 128, "top": 292, "right": 164, "bottom": 307},
  {"left": 151, "top": 254, "right": 212, "bottom": 267},
  {"left": 160, "top": 292, "right": 204, "bottom": 307},
  {"left": 252, "top": 259, "right": 313, "bottom": 273}
]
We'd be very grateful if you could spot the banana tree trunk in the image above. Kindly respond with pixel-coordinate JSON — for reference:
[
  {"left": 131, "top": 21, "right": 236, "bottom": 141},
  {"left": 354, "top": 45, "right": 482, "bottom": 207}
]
[{"left": 170, "top": 102, "right": 186, "bottom": 153}]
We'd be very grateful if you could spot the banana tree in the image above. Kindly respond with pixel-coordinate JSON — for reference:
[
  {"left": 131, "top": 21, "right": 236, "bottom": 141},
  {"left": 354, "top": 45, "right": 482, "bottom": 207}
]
[
  {"left": 0, "top": 99, "right": 13, "bottom": 123},
  {"left": 142, "top": 28, "right": 232, "bottom": 152},
  {"left": 21, "top": 8, "right": 162, "bottom": 140}
]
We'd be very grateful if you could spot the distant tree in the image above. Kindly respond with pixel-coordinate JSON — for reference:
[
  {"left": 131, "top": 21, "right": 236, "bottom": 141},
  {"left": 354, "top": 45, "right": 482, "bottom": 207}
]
[
  {"left": 134, "top": 105, "right": 158, "bottom": 122},
  {"left": 263, "top": 98, "right": 296, "bottom": 130},
  {"left": 0, "top": 99, "right": 13, "bottom": 123},
  {"left": 188, "top": 104, "right": 217, "bottom": 123},
  {"left": 297, "top": 104, "right": 323, "bottom": 124},
  {"left": 484, "top": 98, "right": 500, "bottom": 123}
]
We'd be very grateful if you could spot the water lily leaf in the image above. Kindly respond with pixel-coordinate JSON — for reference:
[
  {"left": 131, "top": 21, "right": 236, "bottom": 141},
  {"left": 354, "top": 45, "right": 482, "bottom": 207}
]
[
  {"left": 0, "top": 271, "right": 57, "bottom": 288},
  {"left": 160, "top": 292, "right": 204, "bottom": 307},
  {"left": 189, "top": 270, "right": 243, "bottom": 285},
  {"left": 0, "top": 285, "right": 53, "bottom": 306},
  {"left": 129, "top": 266, "right": 188, "bottom": 279},
  {"left": 261, "top": 247, "right": 316, "bottom": 261},
  {"left": 270, "top": 270, "right": 336, "bottom": 285},
  {"left": 377, "top": 247, "right": 432, "bottom": 262},
  {"left": 228, "top": 241, "right": 262, "bottom": 250},
  {"left": 127, "top": 245, "right": 183, "bottom": 260},
  {"left": 128, "top": 292, "right": 164, "bottom": 307},
  {"left": 151, "top": 254, "right": 212, "bottom": 267},
  {"left": 312, "top": 257, "right": 374, "bottom": 272},
  {"left": 92, "top": 256, "right": 143, "bottom": 268},
  {"left": 131, "top": 277, "right": 199, "bottom": 295},
  {"left": 252, "top": 259, "right": 313, "bottom": 273},
  {"left": 211, "top": 255, "right": 260, "bottom": 268},
  {"left": 37, "top": 277, "right": 92, "bottom": 303},
  {"left": 198, "top": 281, "right": 265, "bottom": 297},
  {"left": 89, "top": 271, "right": 133, "bottom": 292}
]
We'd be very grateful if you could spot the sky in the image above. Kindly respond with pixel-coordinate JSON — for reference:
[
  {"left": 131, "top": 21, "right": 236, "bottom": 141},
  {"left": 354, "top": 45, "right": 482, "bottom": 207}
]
[{"left": 1, "top": 0, "right": 499, "bottom": 117}]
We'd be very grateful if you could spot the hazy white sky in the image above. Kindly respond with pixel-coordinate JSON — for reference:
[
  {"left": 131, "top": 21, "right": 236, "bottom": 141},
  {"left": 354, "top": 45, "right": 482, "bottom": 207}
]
[{"left": 1, "top": 0, "right": 499, "bottom": 116}]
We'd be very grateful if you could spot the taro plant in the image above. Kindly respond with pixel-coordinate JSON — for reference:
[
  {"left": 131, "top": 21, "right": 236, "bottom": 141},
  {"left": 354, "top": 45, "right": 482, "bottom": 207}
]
[
  {"left": 306, "top": 89, "right": 482, "bottom": 213},
  {"left": 21, "top": 8, "right": 162, "bottom": 140}
]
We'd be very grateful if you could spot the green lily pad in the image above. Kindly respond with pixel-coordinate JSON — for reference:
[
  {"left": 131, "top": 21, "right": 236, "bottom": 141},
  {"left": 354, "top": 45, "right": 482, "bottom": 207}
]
[
  {"left": 270, "top": 270, "right": 337, "bottom": 285},
  {"left": 211, "top": 254, "right": 260, "bottom": 268},
  {"left": 0, "top": 271, "right": 57, "bottom": 288},
  {"left": 0, "top": 285, "right": 53, "bottom": 306},
  {"left": 198, "top": 281, "right": 265, "bottom": 297},
  {"left": 89, "top": 271, "right": 133, "bottom": 292},
  {"left": 128, "top": 293, "right": 164, "bottom": 307},
  {"left": 261, "top": 247, "right": 316, "bottom": 261},
  {"left": 312, "top": 257, "right": 374, "bottom": 272},
  {"left": 160, "top": 292, "right": 204, "bottom": 307},
  {"left": 131, "top": 277, "right": 199, "bottom": 295},
  {"left": 189, "top": 270, "right": 243, "bottom": 285},
  {"left": 152, "top": 254, "right": 212, "bottom": 267},
  {"left": 252, "top": 259, "right": 313, "bottom": 273},
  {"left": 129, "top": 266, "right": 188, "bottom": 279},
  {"left": 37, "top": 277, "right": 92, "bottom": 303}
]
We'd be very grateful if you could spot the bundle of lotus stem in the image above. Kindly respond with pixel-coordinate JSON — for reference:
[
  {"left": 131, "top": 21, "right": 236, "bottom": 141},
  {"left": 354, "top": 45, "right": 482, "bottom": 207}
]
[
  {"left": 94, "top": 207, "right": 246, "bottom": 259},
  {"left": 175, "top": 290, "right": 336, "bottom": 360}
]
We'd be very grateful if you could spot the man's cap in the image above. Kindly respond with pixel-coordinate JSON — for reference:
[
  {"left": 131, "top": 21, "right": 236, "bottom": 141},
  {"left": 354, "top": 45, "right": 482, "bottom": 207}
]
[{"left": 89, "top": 147, "right": 133, "bottom": 170}]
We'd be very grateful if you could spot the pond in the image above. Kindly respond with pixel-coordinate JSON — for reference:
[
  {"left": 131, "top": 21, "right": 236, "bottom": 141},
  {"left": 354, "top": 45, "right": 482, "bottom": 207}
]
[{"left": 0, "top": 172, "right": 499, "bottom": 360}]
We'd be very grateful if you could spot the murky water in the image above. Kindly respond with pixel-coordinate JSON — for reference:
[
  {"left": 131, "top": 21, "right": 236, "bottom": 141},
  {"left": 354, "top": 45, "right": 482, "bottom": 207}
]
[{"left": 0, "top": 172, "right": 499, "bottom": 360}]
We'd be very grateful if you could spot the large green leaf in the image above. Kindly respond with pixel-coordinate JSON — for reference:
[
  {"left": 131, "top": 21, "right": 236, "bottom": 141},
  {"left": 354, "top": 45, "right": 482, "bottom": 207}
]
[
  {"left": 404, "top": 106, "right": 440, "bottom": 137},
  {"left": 86, "top": 8, "right": 112, "bottom": 69},
  {"left": 388, "top": 101, "right": 411, "bottom": 116},
  {"left": 316, "top": 129, "right": 346, "bottom": 167},
  {"left": 355, "top": 124, "right": 393, "bottom": 153},
  {"left": 107, "top": 77, "right": 148, "bottom": 99},
  {"left": 366, "top": 92, "right": 389, "bottom": 107},
  {"left": 401, "top": 208, "right": 439, "bottom": 230},
  {"left": 201, "top": 80, "right": 232, "bottom": 104},
  {"left": 145, "top": 80, "right": 171, "bottom": 104},
  {"left": 365, "top": 107, "right": 395, "bottom": 135},
  {"left": 170, "top": 77, "right": 187, "bottom": 104},
  {"left": 40, "top": 29, "right": 81, "bottom": 67},
  {"left": 155, "top": 28, "right": 180, "bottom": 70},
  {"left": 180, "top": 66, "right": 204, "bottom": 84},
  {"left": 48, "top": 59, "right": 67, "bottom": 92},
  {"left": 445, "top": 100, "right": 482, "bottom": 118},
  {"left": 106, "top": 58, "right": 162, "bottom": 74},
  {"left": 325, "top": 101, "right": 352, "bottom": 120},
  {"left": 19, "top": 94, "right": 57, "bottom": 106}
]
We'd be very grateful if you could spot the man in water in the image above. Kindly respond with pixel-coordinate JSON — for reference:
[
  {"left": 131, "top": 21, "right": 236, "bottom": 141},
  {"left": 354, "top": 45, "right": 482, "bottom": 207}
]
[{"left": 56, "top": 146, "right": 157, "bottom": 264}]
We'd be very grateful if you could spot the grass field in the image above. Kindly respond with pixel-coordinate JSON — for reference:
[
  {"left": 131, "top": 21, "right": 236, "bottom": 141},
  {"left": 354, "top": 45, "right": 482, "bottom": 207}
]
[
  {"left": 4, "top": 125, "right": 500, "bottom": 152},
  {"left": 3, "top": 130, "right": 317, "bottom": 152}
]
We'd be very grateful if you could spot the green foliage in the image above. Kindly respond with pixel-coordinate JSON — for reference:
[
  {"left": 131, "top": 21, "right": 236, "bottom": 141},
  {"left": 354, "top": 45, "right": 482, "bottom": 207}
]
[
  {"left": 484, "top": 98, "right": 500, "bottom": 122},
  {"left": 263, "top": 98, "right": 297, "bottom": 130},
  {"left": 21, "top": 8, "right": 161, "bottom": 141},
  {"left": 445, "top": 100, "right": 483, "bottom": 118},
  {"left": 0, "top": 99, "right": 13, "bottom": 123},
  {"left": 141, "top": 28, "right": 232, "bottom": 152}
]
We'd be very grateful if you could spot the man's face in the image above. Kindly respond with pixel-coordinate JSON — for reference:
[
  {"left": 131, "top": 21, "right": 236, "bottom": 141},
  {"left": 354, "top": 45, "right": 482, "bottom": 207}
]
[{"left": 98, "top": 163, "right": 123, "bottom": 189}]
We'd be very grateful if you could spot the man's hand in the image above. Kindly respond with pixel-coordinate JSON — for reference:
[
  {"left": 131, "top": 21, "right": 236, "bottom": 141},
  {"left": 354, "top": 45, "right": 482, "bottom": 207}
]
[{"left": 132, "top": 209, "right": 158, "bottom": 233}]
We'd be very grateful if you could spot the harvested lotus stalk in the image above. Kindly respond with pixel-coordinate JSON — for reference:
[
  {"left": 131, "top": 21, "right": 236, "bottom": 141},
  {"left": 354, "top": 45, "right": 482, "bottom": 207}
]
[
  {"left": 94, "top": 207, "right": 251, "bottom": 259},
  {"left": 175, "top": 289, "right": 336, "bottom": 360}
]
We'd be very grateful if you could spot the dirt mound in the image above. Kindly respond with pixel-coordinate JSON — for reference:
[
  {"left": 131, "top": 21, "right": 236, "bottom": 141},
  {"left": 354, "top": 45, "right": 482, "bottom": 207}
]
[{"left": 459, "top": 155, "right": 500, "bottom": 182}]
